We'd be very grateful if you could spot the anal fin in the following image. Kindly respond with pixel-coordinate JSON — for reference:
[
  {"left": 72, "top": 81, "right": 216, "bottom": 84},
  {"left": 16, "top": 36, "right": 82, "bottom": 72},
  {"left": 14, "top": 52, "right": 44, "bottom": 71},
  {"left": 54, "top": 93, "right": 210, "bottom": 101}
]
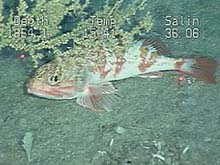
[{"left": 137, "top": 72, "right": 163, "bottom": 79}]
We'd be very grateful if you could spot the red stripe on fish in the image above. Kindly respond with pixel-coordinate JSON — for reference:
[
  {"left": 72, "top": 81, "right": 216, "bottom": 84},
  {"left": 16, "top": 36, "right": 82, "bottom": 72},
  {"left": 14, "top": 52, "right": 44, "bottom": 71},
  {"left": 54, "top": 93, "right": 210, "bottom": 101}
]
[
  {"left": 44, "top": 88, "right": 73, "bottom": 97},
  {"left": 90, "top": 64, "right": 112, "bottom": 79},
  {"left": 99, "top": 66, "right": 111, "bottom": 79},
  {"left": 138, "top": 44, "right": 158, "bottom": 72},
  {"left": 113, "top": 56, "right": 126, "bottom": 77},
  {"left": 57, "top": 85, "right": 75, "bottom": 90}
]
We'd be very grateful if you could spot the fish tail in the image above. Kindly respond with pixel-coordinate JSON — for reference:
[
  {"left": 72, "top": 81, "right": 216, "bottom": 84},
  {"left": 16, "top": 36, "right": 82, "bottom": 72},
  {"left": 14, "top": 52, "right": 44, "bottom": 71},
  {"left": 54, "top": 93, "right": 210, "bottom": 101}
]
[{"left": 175, "top": 57, "right": 217, "bottom": 83}]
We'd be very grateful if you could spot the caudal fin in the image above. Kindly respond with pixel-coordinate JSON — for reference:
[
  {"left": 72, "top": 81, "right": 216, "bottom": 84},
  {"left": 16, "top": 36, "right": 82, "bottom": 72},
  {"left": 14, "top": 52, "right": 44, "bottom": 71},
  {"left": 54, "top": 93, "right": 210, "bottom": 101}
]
[{"left": 176, "top": 57, "right": 217, "bottom": 83}]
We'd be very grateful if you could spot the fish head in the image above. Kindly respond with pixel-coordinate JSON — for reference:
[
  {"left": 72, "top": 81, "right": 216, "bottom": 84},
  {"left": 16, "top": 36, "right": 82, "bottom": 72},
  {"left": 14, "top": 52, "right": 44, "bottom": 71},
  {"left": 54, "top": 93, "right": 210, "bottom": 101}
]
[{"left": 26, "top": 59, "right": 81, "bottom": 99}]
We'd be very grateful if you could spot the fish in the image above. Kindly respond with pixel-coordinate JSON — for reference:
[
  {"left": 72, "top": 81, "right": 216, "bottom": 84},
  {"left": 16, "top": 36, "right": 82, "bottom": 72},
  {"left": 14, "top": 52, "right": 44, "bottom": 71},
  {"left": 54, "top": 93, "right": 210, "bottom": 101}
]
[{"left": 26, "top": 36, "right": 218, "bottom": 111}]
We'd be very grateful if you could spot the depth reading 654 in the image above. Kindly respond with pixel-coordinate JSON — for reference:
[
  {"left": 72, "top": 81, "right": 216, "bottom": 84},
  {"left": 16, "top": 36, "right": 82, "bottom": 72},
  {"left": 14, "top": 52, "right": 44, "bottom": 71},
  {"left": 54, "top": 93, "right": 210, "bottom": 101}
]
[{"left": 165, "top": 15, "right": 200, "bottom": 39}]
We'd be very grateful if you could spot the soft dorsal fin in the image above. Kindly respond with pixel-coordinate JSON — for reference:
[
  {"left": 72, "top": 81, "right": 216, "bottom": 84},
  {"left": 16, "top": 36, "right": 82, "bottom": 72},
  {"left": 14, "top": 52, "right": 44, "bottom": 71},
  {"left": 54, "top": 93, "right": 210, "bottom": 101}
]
[
  {"left": 137, "top": 34, "right": 171, "bottom": 56},
  {"left": 142, "top": 37, "right": 170, "bottom": 55}
]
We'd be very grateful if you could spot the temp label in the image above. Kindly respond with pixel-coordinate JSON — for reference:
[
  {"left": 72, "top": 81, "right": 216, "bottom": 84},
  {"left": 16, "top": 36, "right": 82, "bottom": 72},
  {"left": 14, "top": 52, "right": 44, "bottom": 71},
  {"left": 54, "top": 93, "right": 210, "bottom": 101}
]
[
  {"left": 83, "top": 15, "right": 116, "bottom": 39},
  {"left": 164, "top": 15, "right": 200, "bottom": 39}
]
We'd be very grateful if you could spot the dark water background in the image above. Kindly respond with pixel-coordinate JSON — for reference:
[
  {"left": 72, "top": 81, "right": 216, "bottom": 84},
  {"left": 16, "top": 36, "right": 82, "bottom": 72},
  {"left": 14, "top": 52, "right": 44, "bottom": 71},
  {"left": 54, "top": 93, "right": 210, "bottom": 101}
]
[{"left": 0, "top": 0, "right": 220, "bottom": 164}]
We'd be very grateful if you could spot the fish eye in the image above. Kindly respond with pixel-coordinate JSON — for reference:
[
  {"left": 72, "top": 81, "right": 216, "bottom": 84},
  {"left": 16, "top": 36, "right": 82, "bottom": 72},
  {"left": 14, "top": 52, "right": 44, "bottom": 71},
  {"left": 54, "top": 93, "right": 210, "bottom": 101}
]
[{"left": 48, "top": 74, "right": 59, "bottom": 85}]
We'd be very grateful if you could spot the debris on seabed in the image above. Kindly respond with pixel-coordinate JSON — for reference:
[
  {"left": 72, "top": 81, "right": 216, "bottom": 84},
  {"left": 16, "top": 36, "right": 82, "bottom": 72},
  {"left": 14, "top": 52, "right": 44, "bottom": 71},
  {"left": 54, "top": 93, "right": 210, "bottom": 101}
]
[
  {"left": 109, "top": 138, "right": 114, "bottom": 147},
  {"left": 181, "top": 145, "right": 190, "bottom": 155},
  {"left": 152, "top": 153, "right": 165, "bottom": 161},
  {"left": 21, "top": 132, "right": 33, "bottom": 162},
  {"left": 114, "top": 126, "right": 126, "bottom": 134},
  {"left": 152, "top": 141, "right": 165, "bottom": 162},
  {"left": 98, "top": 150, "right": 107, "bottom": 155}
]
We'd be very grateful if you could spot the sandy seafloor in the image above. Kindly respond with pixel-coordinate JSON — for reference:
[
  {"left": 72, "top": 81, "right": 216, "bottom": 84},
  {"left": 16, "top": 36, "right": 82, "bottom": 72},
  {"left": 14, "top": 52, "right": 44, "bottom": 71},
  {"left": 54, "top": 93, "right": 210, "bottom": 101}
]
[{"left": 0, "top": 0, "right": 220, "bottom": 164}]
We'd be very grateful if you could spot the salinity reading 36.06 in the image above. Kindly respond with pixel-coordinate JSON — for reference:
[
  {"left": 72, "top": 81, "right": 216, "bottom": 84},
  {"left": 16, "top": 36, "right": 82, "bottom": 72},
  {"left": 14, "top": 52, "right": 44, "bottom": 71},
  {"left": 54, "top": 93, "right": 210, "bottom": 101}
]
[{"left": 165, "top": 15, "right": 200, "bottom": 39}]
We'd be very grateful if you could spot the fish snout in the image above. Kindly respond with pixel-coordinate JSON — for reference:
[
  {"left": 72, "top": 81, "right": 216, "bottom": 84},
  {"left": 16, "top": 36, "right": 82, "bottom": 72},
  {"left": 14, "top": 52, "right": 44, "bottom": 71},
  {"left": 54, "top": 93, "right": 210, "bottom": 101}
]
[{"left": 26, "top": 78, "right": 37, "bottom": 93}]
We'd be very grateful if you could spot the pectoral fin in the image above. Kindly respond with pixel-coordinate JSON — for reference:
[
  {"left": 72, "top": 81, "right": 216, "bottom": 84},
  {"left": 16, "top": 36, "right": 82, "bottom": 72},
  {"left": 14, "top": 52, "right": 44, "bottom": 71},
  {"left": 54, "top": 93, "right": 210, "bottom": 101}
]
[{"left": 76, "top": 82, "right": 118, "bottom": 112}]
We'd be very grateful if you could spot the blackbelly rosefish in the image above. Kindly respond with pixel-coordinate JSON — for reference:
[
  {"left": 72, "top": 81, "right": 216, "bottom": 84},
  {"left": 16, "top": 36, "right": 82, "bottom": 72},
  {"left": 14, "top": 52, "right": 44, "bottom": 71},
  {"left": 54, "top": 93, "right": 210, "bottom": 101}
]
[{"left": 26, "top": 37, "right": 218, "bottom": 111}]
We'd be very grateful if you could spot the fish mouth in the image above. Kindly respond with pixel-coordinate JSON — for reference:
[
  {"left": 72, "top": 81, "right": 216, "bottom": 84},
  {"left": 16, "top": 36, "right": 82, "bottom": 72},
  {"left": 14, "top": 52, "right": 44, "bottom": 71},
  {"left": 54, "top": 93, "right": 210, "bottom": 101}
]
[
  {"left": 27, "top": 83, "right": 75, "bottom": 100},
  {"left": 27, "top": 86, "right": 59, "bottom": 99},
  {"left": 27, "top": 87, "right": 51, "bottom": 98}
]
